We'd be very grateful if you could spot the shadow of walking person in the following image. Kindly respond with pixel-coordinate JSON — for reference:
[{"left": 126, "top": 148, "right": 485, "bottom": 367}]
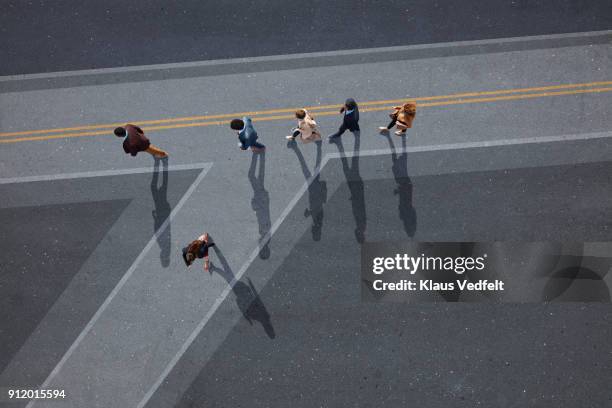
[
  {"left": 288, "top": 140, "right": 327, "bottom": 241},
  {"left": 209, "top": 246, "right": 275, "bottom": 339},
  {"left": 248, "top": 151, "right": 272, "bottom": 259},
  {"left": 151, "top": 157, "right": 171, "bottom": 267},
  {"left": 384, "top": 135, "right": 416, "bottom": 238},
  {"left": 331, "top": 132, "right": 366, "bottom": 243}
]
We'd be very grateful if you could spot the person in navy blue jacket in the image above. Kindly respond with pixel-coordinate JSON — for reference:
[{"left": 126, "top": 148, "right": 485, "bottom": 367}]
[
  {"left": 328, "top": 98, "right": 360, "bottom": 140},
  {"left": 230, "top": 117, "right": 266, "bottom": 152}
]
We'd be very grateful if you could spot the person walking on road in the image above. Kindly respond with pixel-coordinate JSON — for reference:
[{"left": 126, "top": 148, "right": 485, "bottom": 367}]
[
  {"left": 182, "top": 233, "right": 215, "bottom": 272},
  {"left": 286, "top": 109, "right": 322, "bottom": 143},
  {"left": 230, "top": 117, "right": 266, "bottom": 152},
  {"left": 114, "top": 124, "right": 168, "bottom": 158},
  {"left": 328, "top": 98, "right": 360, "bottom": 140},
  {"left": 379, "top": 102, "right": 416, "bottom": 136}
]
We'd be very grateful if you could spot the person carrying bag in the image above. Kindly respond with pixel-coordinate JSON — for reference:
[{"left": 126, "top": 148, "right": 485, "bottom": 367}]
[
  {"left": 286, "top": 109, "right": 322, "bottom": 143},
  {"left": 379, "top": 102, "right": 417, "bottom": 136}
]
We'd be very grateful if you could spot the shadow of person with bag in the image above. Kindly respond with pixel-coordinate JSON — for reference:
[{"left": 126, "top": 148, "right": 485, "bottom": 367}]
[{"left": 384, "top": 134, "right": 416, "bottom": 238}]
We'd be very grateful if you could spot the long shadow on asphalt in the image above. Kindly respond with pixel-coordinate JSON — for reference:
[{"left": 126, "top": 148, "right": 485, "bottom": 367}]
[
  {"left": 331, "top": 131, "right": 367, "bottom": 243},
  {"left": 288, "top": 140, "right": 327, "bottom": 241},
  {"left": 210, "top": 246, "right": 275, "bottom": 340},
  {"left": 151, "top": 157, "right": 171, "bottom": 267},
  {"left": 385, "top": 134, "right": 417, "bottom": 238},
  {"left": 249, "top": 152, "right": 271, "bottom": 260}
]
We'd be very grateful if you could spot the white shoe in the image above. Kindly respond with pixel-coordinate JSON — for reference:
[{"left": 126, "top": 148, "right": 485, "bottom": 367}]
[{"left": 286, "top": 135, "right": 296, "bottom": 140}]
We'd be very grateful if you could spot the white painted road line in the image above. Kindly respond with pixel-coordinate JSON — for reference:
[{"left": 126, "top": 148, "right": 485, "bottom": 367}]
[
  {"left": 26, "top": 162, "right": 213, "bottom": 408},
  {"left": 0, "top": 162, "right": 211, "bottom": 185}
]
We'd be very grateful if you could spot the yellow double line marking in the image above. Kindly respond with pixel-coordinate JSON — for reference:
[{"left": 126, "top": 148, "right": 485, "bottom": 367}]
[{"left": 1, "top": 80, "right": 611, "bottom": 144}]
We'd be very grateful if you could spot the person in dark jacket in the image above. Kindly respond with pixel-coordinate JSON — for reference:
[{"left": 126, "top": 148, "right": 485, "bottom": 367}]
[
  {"left": 114, "top": 125, "right": 168, "bottom": 158},
  {"left": 328, "top": 98, "right": 360, "bottom": 140},
  {"left": 230, "top": 117, "right": 265, "bottom": 152},
  {"left": 182, "top": 233, "right": 215, "bottom": 272}
]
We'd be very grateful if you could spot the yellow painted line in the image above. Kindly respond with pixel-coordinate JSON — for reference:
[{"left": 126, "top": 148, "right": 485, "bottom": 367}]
[
  {"left": 352, "top": 80, "right": 612, "bottom": 107},
  {"left": 1, "top": 80, "right": 611, "bottom": 138},
  {"left": 1, "top": 85, "right": 611, "bottom": 144}
]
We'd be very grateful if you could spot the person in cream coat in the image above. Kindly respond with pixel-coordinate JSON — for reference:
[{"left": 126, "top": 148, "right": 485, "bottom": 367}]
[{"left": 286, "top": 109, "right": 322, "bottom": 143}]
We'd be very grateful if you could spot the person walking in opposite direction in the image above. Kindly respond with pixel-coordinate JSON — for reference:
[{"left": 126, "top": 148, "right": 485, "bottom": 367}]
[
  {"left": 114, "top": 124, "right": 168, "bottom": 158},
  {"left": 230, "top": 117, "right": 266, "bottom": 152},
  {"left": 328, "top": 98, "right": 360, "bottom": 140},
  {"left": 182, "top": 233, "right": 215, "bottom": 272}
]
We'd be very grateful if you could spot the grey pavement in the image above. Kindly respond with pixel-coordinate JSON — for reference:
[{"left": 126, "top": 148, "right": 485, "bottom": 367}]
[
  {"left": 2, "top": 30, "right": 610, "bottom": 92},
  {"left": 2, "top": 0, "right": 611, "bottom": 75},
  {"left": 0, "top": 32, "right": 611, "bottom": 408}
]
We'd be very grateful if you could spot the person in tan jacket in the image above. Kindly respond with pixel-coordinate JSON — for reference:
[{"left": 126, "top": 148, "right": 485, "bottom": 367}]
[
  {"left": 286, "top": 109, "right": 322, "bottom": 143},
  {"left": 379, "top": 102, "right": 416, "bottom": 136}
]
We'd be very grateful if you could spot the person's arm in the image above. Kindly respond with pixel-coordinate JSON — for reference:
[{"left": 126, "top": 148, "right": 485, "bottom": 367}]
[
  {"left": 339, "top": 105, "right": 346, "bottom": 114},
  {"left": 243, "top": 116, "right": 258, "bottom": 141},
  {"left": 238, "top": 135, "right": 247, "bottom": 150},
  {"left": 297, "top": 119, "right": 307, "bottom": 131},
  {"left": 243, "top": 116, "right": 253, "bottom": 130}
]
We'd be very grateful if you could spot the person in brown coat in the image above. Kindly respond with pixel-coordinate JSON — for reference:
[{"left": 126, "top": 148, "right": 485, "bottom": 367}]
[
  {"left": 286, "top": 109, "right": 322, "bottom": 143},
  {"left": 114, "top": 124, "right": 168, "bottom": 158},
  {"left": 379, "top": 102, "right": 416, "bottom": 136},
  {"left": 182, "top": 233, "right": 215, "bottom": 271}
]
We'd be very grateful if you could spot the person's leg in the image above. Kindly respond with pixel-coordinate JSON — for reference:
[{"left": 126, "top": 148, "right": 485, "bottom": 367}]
[
  {"left": 203, "top": 242, "right": 216, "bottom": 271},
  {"left": 379, "top": 118, "right": 396, "bottom": 132},
  {"left": 202, "top": 245, "right": 210, "bottom": 271},
  {"left": 251, "top": 140, "right": 266, "bottom": 151},
  {"left": 329, "top": 123, "right": 348, "bottom": 139},
  {"left": 146, "top": 144, "right": 169, "bottom": 158},
  {"left": 202, "top": 233, "right": 212, "bottom": 270}
]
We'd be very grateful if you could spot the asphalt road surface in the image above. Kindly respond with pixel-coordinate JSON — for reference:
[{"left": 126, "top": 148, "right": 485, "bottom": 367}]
[
  {"left": 1, "top": 0, "right": 611, "bottom": 75},
  {"left": 1, "top": 3, "right": 611, "bottom": 408},
  {"left": 0, "top": 168, "right": 202, "bottom": 394},
  {"left": 153, "top": 142, "right": 612, "bottom": 408}
]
